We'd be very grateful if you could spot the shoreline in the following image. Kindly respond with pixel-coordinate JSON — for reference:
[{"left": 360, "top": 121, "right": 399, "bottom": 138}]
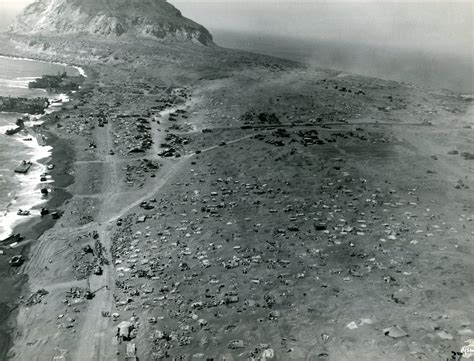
[
  {"left": 0, "top": 54, "right": 87, "bottom": 78},
  {"left": 0, "top": 131, "right": 75, "bottom": 360},
  {"left": 0, "top": 93, "right": 70, "bottom": 240},
  {"left": 0, "top": 34, "right": 472, "bottom": 361},
  {"left": 0, "top": 54, "right": 85, "bottom": 240},
  {"left": 0, "top": 59, "right": 85, "bottom": 360}
]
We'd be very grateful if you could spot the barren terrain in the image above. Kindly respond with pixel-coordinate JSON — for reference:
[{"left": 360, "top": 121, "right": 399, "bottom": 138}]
[{"left": 1, "top": 36, "right": 473, "bottom": 361}]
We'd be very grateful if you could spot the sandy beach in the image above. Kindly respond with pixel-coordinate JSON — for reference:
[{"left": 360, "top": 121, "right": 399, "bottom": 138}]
[
  {"left": 0, "top": 75, "right": 79, "bottom": 360},
  {"left": 0, "top": 30, "right": 471, "bottom": 361},
  {"left": 0, "top": 55, "right": 82, "bottom": 241}
]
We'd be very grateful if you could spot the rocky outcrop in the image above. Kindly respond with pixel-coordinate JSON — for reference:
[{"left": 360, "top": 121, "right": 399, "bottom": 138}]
[{"left": 10, "top": 0, "right": 214, "bottom": 46}]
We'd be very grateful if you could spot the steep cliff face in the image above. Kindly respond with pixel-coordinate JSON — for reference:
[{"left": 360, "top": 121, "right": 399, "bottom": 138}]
[{"left": 10, "top": 0, "right": 214, "bottom": 46}]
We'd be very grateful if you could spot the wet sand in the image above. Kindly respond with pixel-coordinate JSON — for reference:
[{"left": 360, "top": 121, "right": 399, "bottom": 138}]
[
  {"left": 0, "top": 35, "right": 472, "bottom": 361},
  {"left": 0, "top": 130, "right": 74, "bottom": 360}
]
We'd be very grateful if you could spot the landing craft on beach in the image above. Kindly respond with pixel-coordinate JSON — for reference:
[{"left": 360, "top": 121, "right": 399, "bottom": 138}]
[
  {"left": 5, "top": 127, "right": 22, "bottom": 136},
  {"left": 14, "top": 160, "right": 32, "bottom": 174},
  {"left": 17, "top": 209, "right": 31, "bottom": 216},
  {"left": 1, "top": 234, "right": 24, "bottom": 244}
]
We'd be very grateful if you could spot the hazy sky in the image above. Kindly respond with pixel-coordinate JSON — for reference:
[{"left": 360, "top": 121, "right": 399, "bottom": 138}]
[
  {"left": 174, "top": 1, "right": 473, "bottom": 56},
  {"left": 0, "top": 0, "right": 472, "bottom": 57}
]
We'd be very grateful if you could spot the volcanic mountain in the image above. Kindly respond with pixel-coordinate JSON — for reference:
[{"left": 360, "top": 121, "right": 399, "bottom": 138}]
[{"left": 10, "top": 0, "right": 214, "bottom": 46}]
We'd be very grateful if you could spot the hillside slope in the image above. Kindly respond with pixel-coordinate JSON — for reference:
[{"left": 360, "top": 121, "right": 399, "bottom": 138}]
[{"left": 10, "top": 0, "right": 214, "bottom": 46}]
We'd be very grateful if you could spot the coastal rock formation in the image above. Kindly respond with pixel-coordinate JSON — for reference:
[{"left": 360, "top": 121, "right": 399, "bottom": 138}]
[{"left": 10, "top": 0, "right": 214, "bottom": 46}]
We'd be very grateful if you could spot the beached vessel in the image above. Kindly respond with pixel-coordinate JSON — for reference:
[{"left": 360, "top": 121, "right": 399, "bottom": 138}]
[
  {"left": 14, "top": 160, "right": 33, "bottom": 174},
  {"left": 17, "top": 209, "right": 31, "bottom": 216},
  {"left": 1, "top": 233, "right": 23, "bottom": 243},
  {"left": 5, "top": 127, "right": 21, "bottom": 136}
]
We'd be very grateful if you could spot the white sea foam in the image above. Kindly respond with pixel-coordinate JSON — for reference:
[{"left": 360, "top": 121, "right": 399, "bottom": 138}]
[
  {"left": 73, "top": 66, "right": 87, "bottom": 78},
  {"left": 16, "top": 77, "right": 41, "bottom": 81},
  {"left": 0, "top": 125, "right": 17, "bottom": 134},
  {"left": 0, "top": 101, "right": 71, "bottom": 241},
  {"left": 49, "top": 94, "right": 70, "bottom": 108},
  {"left": 0, "top": 55, "right": 87, "bottom": 78},
  {"left": 0, "top": 133, "right": 52, "bottom": 240},
  {"left": 0, "top": 56, "right": 84, "bottom": 241},
  {"left": 0, "top": 79, "right": 30, "bottom": 89}
]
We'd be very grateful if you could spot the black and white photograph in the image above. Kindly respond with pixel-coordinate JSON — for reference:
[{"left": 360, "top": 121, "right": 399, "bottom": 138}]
[{"left": 0, "top": 0, "right": 472, "bottom": 360}]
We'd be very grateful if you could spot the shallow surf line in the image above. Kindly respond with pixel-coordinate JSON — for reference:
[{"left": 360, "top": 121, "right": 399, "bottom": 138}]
[
  {"left": 0, "top": 98, "right": 75, "bottom": 241},
  {"left": 0, "top": 55, "right": 86, "bottom": 240},
  {"left": 0, "top": 78, "right": 34, "bottom": 89},
  {"left": 0, "top": 54, "right": 87, "bottom": 78},
  {"left": 0, "top": 131, "right": 53, "bottom": 240}
]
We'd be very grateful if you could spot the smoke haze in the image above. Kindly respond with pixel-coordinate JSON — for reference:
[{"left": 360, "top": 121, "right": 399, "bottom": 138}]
[{"left": 1, "top": 0, "right": 472, "bottom": 92}]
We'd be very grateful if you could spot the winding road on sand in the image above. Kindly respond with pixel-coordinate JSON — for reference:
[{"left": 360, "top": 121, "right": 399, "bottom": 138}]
[
  {"left": 69, "top": 116, "right": 273, "bottom": 360},
  {"left": 69, "top": 99, "right": 218, "bottom": 360},
  {"left": 70, "top": 104, "right": 193, "bottom": 359},
  {"left": 68, "top": 105, "right": 470, "bottom": 360}
]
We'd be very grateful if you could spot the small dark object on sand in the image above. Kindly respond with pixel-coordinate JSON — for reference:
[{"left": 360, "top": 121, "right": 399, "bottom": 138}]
[
  {"left": 9, "top": 255, "right": 24, "bottom": 267},
  {"left": 314, "top": 224, "right": 327, "bottom": 231},
  {"left": 17, "top": 209, "right": 30, "bottom": 216},
  {"left": 461, "top": 152, "right": 474, "bottom": 160},
  {"left": 40, "top": 208, "right": 49, "bottom": 216},
  {"left": 5, "top": 127, "right": 22, "bottom": 136},
  {"left": 51, "top": 211, "right": 61, "bottom": 219},
  {"left": 2, "top": 233, "right": 24, "bottom": 243},
  {"left": 40, "top": 188, "right": 49, "bottom": 195},
  {"left": 140, "top": 201, "right": 154, "bottom": 210},
  {"left": 83, "top": 245, "right": 93, "bottom": 254},
  {"left": 94, "top": 265, "right": 103, "bottom": 275}
]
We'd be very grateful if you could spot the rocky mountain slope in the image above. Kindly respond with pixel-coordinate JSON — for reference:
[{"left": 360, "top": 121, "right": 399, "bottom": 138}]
[{"left": 10, "top": 0, "right": 214, "bottom": 46}]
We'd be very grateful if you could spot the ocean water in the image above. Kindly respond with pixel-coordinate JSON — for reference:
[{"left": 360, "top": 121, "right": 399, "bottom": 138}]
[
  {"left": 214, "top": 31, "right": 474, "bottom": 94},
  {"left": 0, "top": 56, "right": 80, "bottom": 240}
]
